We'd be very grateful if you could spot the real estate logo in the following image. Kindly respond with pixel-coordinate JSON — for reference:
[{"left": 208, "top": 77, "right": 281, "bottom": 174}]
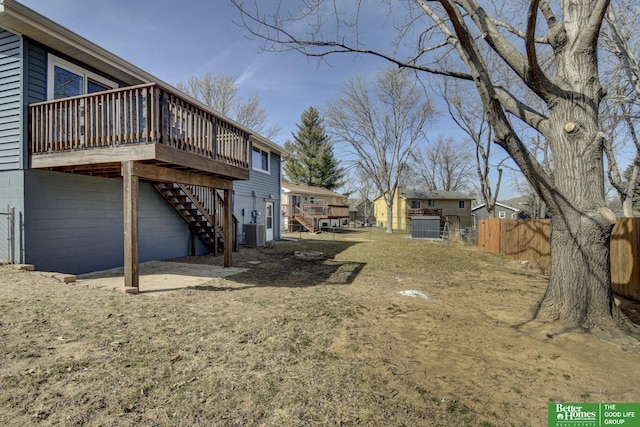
[
  {"left": 551, "top": 403, "right": 597, "bottom": 426},
  {"left": 548, "top": 403, "right": 640, "bottom": 427}
]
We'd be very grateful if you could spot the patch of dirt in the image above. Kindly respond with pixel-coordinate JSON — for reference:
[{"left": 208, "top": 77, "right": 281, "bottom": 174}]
[{"left": 0, "top": 229, "right": 639, "bottom": 426}]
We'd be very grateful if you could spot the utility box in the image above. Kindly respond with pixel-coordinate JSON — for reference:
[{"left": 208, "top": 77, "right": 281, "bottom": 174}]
[
  {"left": 243, "top": 223, "right": 266, "bottom": 247},
  {"left": 411, "top": 216, "right": 441, "bottom": 239}
]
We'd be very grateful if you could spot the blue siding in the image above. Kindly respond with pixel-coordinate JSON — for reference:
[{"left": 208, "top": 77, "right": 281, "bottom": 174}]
[
  {"left": 25, "top": 40, "right": 46, "bottom": 104},
  {"left": 24, "top": 170, "right": 207, "bottom": 274},
  {"left": 0, "top": 30, "right": 22, "bottom": 171},
  {"left": 233, "top": 150, "right": 282, "bottom": 241}
]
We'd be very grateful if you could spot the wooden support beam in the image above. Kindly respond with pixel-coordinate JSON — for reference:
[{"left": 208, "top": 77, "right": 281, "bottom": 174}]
[
  {"left": 31, "top": 144, "right": 157, "bottom": 169},
  {"left": 190, "top": 227, "right": 196, "bottom": 256},
  {"left": 122, "top": 161, "right": 140, "bottom": 293},
  {"left": 224, "top": 188, "right": 233, "bottom": 267},
  {"left": 131, "top": 161, "right": 233, "bottom": 189},
  {"left": 155, "top": 144, "right": 249, "bottom": 180}
]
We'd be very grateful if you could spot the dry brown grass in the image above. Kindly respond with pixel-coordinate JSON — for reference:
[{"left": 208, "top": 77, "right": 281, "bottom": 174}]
[{"left": 1, "top": 228, "right": 639, "bottom": 426}]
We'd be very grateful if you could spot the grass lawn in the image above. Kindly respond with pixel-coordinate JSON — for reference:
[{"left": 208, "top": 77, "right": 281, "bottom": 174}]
[{"left": 1, "top": 227, "right": 638, "bottom": 426}]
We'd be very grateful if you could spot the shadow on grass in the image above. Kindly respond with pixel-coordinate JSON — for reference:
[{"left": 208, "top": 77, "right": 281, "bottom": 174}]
[{"left": 181, "top": 238, "right": 367, "bottom": 290}]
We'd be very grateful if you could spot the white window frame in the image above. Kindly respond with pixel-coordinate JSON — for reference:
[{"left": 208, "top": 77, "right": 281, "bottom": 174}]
[
  {"left": 252, "top": 145, "right": 271, "bottom": 174},
  {"left": 458, "top": 200, "right": 466, "bottom": 209},
  {"left": 499, "top": 211, "right": 506, "bottom": 219},
  {"left": 47, "top": 54, "right": 118, "bottom": 100}
]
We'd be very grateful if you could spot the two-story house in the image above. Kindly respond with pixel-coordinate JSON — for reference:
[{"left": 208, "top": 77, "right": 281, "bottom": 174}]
[
  {"left": 373, "top": 188, "right": 474, "bottom": 231},
  {"left": 0, "top": 0, "right": 285, "bottom": 291}
]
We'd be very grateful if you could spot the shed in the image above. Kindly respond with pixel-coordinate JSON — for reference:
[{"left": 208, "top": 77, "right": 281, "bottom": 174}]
[{"left": 411, "top": 216, "right": 441, "bottom": 239}]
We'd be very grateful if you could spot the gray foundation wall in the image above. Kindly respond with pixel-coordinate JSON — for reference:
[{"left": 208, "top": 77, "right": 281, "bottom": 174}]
[
  {"left": 0, "top": 170, "right": 25, "bottom": 262},
  {"left": 23, "top": 170, "right": 207, "bottom": 274}
]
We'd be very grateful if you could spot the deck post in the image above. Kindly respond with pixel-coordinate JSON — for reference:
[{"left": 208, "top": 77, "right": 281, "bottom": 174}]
[
  {"left": 122, "top": 160, "right": 140, "bottom": 293},
  {"left": 223, "top": 188, "right": 233, "bottom": 267}
]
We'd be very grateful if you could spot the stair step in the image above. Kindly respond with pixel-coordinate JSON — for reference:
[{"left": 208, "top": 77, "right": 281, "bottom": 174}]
[{"left": 154, "top": 182, "right": 232, "bottom": 254}]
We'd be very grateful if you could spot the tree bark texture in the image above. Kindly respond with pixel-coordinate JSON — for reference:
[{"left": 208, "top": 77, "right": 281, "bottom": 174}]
[
  {"left": 440, "top": 0, "right": 625, "bottom": 330},
  {"left": 531, "top": 2, "right": 626, "bottom": 330},
  {"left": 229, "top": 0, "right": 634, "bottom": 333}
]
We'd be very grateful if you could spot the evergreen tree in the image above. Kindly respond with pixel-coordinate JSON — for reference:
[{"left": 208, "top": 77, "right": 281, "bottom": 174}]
[{"left": 284, "top": 106, "right": 344, "bottom": 190}]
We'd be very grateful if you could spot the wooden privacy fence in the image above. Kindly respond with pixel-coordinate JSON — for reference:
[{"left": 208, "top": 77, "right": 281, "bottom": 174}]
[{"left": 478, "top": 218, "right": 640, "bottom": 302}]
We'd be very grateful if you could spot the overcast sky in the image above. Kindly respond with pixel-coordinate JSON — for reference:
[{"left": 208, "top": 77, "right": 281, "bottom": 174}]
[{"left": 18, "top": 0, "right": 519, "bottom": 198}]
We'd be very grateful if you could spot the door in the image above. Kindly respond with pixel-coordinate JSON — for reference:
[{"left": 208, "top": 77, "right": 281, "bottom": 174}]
[{"left": 265, "top": 202, "right": 274, "bottom": 241}]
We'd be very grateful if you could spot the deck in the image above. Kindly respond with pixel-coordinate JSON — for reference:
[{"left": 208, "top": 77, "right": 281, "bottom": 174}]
[
  {"left": 407, "top": 207, "right": 443, "bottom": 217},
  {"left": 283, "top": 204, "right": 350, "bottom": 219},
  {"left": 283, "top": 204, "right": 350, "bottom": 233},
  {"left": 28, "top": 83, "right": 252, "bottom": 290},
  {"left": 29, "top": 83, "right": 250, "bottom": 180}
]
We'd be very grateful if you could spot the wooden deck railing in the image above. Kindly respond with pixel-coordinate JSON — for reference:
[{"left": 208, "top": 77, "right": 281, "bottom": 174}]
[
  {"left": 407, "top": 207, "right": 443, "bottom": 217},
  {"left": 185, "top": 185, "right": 239, "bottom": 252},
  {"left": 283, "top": 203, "right": 349, "bottom": 218},
  {"left": 29, "top": 83, "right": 250, "bottom": 169}
]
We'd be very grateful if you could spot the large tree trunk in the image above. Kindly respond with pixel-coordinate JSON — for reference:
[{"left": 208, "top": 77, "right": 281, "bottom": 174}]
[
  {"left": 386, "top": 203, "right": 393, "bottom": 233},
  {"left": 535, "top": 93, "right": 627, "bottom": 332},
  {"left": 524, "top": 0, "right": 636, "bottom": 333},
  {"left": 536, "top": 211, "right": 627, "bottom": 331}
]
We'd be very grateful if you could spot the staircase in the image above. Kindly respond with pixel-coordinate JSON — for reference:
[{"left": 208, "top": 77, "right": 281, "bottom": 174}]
[
  {"left": 154, "top": 183, "right": 236, "bottom": 255},
  {"left": 292, "top": 206, "right": 320, "bottom": 233}
]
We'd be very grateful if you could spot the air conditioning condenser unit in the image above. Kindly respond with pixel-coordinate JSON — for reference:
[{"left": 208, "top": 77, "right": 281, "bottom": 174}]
[{"left": 243, "top": 223, "right": 266, "bottom": 247}]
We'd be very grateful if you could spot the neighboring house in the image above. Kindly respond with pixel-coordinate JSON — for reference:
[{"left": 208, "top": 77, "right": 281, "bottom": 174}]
[
  {"left": 0, "top": 0, "right": 285, "bottom": 290},
  {"left": 347, "top": 198, "right": 375, "bottom": 226},
  {"left": 281, "top": 183, "right": 349, "bottom": 232},
  {"left": 372, "top": 189, "right": 474, "bottom": 230},
  {"left": 472, "top": 200, "right": 523, "bottom": 226}
]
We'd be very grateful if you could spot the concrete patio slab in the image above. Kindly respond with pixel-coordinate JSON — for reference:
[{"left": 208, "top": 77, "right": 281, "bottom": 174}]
[{"left": 76, "top": 261, "right": 247, "bottom": 295}]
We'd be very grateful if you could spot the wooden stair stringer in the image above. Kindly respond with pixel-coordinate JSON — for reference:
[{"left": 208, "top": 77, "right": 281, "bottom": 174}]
[{"left": 153, "top": 183, "right": 220, "bottom": 254}]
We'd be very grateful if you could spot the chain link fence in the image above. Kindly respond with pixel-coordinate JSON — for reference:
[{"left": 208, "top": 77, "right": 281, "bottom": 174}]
[{"left": 0, "top": 206, "right": 15, "bottom": 263}]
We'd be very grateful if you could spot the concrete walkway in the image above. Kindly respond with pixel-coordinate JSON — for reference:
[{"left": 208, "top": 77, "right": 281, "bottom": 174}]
[{"left": 76, "top": 261, "right": 247, "bottom": 295}]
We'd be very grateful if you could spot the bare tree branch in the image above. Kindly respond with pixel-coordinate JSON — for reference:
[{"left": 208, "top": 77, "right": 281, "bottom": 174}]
[
  {"left": 494, "top": 87, "right": 549, "bottom": 135},
  {"left": 325, "top": 67, "right": 435, "bottom": 233}
]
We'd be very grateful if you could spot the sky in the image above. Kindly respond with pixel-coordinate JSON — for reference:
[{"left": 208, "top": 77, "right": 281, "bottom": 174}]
[{"left": 17, "top": 0, "right": 520, "bottom": 198}]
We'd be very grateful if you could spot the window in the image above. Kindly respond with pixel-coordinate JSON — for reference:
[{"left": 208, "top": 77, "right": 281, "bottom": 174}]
[
  {"left": 458, "top": 200, "right": 466, "bottom": 209},
  {"left": 427, "top": 200, "right": 435, "bottom": 207},
  {"left": 252, "top": 146, "right": 270, "bottom": 173},
  {"left": 48, "top": 54, "right": 117, "bottom": 100},
  {"left": 266, "top": 204, "right": 273, "bottom": 229},
  {"left": 499, "top": 211, "right": 506, "bottom": 219},
  {"left": 410, "top": 200, "right": 421, "bottom": 209}
]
